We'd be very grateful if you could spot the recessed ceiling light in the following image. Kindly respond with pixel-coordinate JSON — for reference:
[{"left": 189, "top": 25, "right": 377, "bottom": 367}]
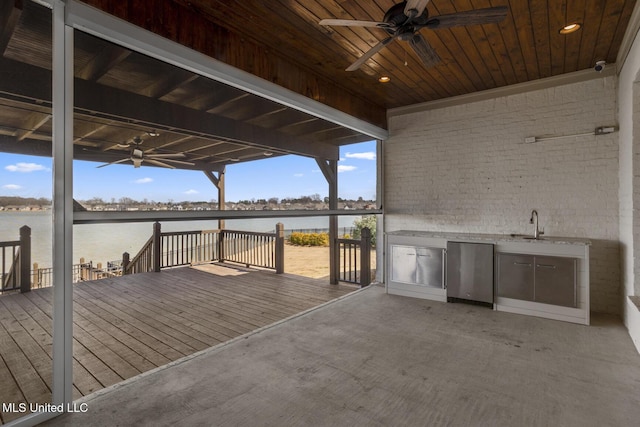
[
  {"left": 147, "top": 130, "right": 160, "bottom": 137},
  {"left": 263, "top": 151, "right": 273, "bottom": 157},
  {"left": 559, "top": 23, "right": 581, "bottom": 34},
  {"left": 378, "top": 76, "right": 391, "bottom": 83}
]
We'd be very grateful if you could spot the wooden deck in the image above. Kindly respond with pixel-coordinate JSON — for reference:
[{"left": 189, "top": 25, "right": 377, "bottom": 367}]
[{"left": 0, "top": 264, "right": 357, "bottom": 424}]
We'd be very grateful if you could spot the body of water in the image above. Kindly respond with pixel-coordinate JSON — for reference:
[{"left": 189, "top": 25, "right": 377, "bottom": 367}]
[{"left": 0, "top": 211, "right": 363, "bottom": 267}]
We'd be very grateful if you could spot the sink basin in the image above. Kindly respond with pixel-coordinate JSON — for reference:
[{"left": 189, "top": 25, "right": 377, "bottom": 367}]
[{"left": 509, "top": 233, "right": 545, "bottom": 240}]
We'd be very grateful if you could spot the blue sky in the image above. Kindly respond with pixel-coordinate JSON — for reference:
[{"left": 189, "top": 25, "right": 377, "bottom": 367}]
[{"left": 0, "top": 141, "right": 377, "bottom": 202}]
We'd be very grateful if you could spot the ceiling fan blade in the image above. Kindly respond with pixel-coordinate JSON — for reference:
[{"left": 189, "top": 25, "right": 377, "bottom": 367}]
[
  {"left": 158, "top": 158, "right": 196, "bottom": 166},
  {"left": 346, "top": 36, "right": 397, "bottom": 71},
  {"left": 96, "top": 158, "right": 130, "bottom": 168},
  {"left": 146, "top": 153, "right": 187, "bottom": 159},
  {"left": 409, "top": 33, "right": 440, "bottom": 68},
  {"left": 145, "top": 159, "right": 176, "bottom": 169},
  {"left": 423, "top": 6, "right": 508, "bottom": 30},
  {"left": 319, "top": 18, "right": 393, "bottom": 29},
  {"left": 404, "top": 0, "right": 430, "bottom": 19}
]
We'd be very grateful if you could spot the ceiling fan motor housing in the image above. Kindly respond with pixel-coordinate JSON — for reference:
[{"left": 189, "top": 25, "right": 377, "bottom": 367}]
[{"left": 383, "top": 1, "right": 431, "bottom": 37}]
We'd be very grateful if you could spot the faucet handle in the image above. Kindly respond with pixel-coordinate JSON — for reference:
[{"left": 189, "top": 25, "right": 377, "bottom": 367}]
[{"left": 539, "top": 228, "right": 545, "bottom": 236}]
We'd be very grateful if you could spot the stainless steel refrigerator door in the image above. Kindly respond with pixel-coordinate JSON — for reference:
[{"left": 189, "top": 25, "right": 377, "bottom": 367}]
[{"left": 446, "top": 242, "right": 494, "bottom": 304}]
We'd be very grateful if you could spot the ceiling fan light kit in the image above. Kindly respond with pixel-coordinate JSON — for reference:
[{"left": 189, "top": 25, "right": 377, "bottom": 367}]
[{"left": 320, "top": 1, "right": 508, "bottom": 72}]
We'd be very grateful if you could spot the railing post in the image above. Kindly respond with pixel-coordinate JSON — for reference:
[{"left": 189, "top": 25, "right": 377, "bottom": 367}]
[
  {"left": 122, "top": 252, "right": 130, "bottom": 275},
  {"left": 19, "top": 225, "right": 31, "bottom": 293},
  {"left": 360, "top": 227, "right": 371, "bottom": 287},
  {"left": 153, "top": 221, "right": 161, "bottom": 272},
  {"left": 275, "top": 223, "right": 285, "bottom": 274},
  {"left": 218, "top": 229, "right": 225, "bottom": 263},
  {"left": 33, "top": 262, "right": 39, "bottom": 288}
]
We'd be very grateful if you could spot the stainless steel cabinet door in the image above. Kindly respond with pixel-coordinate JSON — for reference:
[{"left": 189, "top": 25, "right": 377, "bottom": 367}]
[
  {"left": 496, "top": 253, "right": 534, "bottom": 301},
  {"left": 534, "top": 256, "right": 577, "bottom": 308},
  {"left": 415, "top": 247, "right": 444, "bottom": 288},
  {"left": 390, "top": 245, "right": 417, "bottom": 284},
  {"left": 390, "top": 245, "right": 444, "bottom": 288}
]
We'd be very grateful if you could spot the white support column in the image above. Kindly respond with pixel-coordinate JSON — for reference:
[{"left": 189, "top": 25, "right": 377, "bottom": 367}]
[
  {"left": 376, "top": 139, "right": 384, "bottom": 283},
  {"left": 52, "top": 0, "right": 74, "bottom": 408}
]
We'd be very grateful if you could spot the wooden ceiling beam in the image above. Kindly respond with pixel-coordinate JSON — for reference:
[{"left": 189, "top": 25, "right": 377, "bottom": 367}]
[
  {"left": 16, "top": 112, "right": 51, "bottom": 141},
  {"left": 77, "top": 0, "right": 387, "bottom": 128},
  {"left": 145, "top": 70, "right": 199, "bottom": 99},
  {"left": 74, "top": 82, "right": 340, "bottom": 159},
  {"left": 77, "top": 44, "right": 132, "bottom": 81},
  {"left": 0, "top": 57, "right": 340, "bottom": 161},
  {"left": 0, "top": 0, "right": 22, "bottom": 55},
  {"left": 74, "top": 122, "right": 109, "bottom": 143}
]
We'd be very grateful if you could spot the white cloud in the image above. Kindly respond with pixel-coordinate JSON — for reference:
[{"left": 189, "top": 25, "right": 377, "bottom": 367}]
[
  {"left": 184, "top": 189, "right": 199, "bottom": 195},
  {"left": 2, "top": 184, "right": 22, "bottom": 190},
  {"left": 338, "top": 165, "right": 357, "bottom": 173},
  {"left": 134, "top": 177, "right": 153, "bottom": 184},
  {"left": 345, "top": 151, "right": 376, "bottom": 161},
  {"left": 5, "top": 162, "right": 50, "bottom": 173},
  {"left": 293, "top": 173, "right": 304, "bottom": 177}
]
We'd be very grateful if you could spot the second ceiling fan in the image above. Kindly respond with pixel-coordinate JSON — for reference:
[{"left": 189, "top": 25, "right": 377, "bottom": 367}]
[
  {"left": 98, "top": 136, "right": 195, "bottom": 169},
  {"left": 319, "top": 0, "right": 508, "bottom": 71}
]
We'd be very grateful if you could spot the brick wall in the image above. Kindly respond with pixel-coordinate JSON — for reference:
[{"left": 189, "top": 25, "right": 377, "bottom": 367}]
[
  {"left": 385, "top": 76, "right": 620, "bottom": 314},
  {"left": 618, "top": 25, "right": 640, "bottom": 347}
]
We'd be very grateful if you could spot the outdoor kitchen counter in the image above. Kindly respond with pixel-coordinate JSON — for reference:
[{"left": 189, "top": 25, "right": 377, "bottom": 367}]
[
  {"left": 385, "top": 230, "right": 591, "bottom": 325},
  {"left": 386, "top": 230, "right": 591, "bottom": 246}
]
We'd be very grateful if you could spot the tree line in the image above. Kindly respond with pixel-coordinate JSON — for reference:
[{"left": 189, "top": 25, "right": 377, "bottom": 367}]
[
  {"left": 0, "top": 195, "right": 375, "bottom": 208},
  {"left": 0, "top": 196, "right": 51, "bottom": 207}
]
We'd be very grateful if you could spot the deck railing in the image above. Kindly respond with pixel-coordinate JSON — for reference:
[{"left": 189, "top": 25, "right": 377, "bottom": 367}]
[
  {"left": 161, "top": 229, "right": 220, "bottom": 268},
  {"left": 1, "top": 241, "right": 20, "bottom": 291},
  {"left": 123, "top": 222, "right": 285, "bottom": 274},
  {"left": 336, "top": 227, "right": 372, "bottom": 287},
  {"left": 0, "top": 226, "right": 31, "bottom": 293},
  {"left": 220, "top": 230, "right": 279, "bottom": 269},
  {"left": 30, "top": 262, "right": 100, "bottom": 289},
  {"left": 1, "top": 222, "right": 368, "bottom": 290},
  {"left": 122, "top": 236, "right": 154, "bottom": 275}
]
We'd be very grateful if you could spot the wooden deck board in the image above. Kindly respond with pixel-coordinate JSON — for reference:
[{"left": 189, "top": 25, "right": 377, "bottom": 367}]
[
  {"left": 112, "top": 283, "right": 254, "bottom": 338},
  {"left": 70, "top": 293, "right": 187, "bottom": 362},
  {"left": 0, "top": 265, "right": 356, "bottom": 423},
  {"left": 0, "top": 298, "right": 51, "bottom": 405},
  {"left": 19, "top": 291, "right": 100, "bottom": 398},
  {"left": 23, "top": 289, "right": 126, "bottom": 389},
  {"left": 128, "top": 272, "right": 290, "bottom": 328}
]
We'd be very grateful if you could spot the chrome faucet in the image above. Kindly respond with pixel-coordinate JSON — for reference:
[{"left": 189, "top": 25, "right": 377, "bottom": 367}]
[{"left": 529, "top": 209, "right": 544, "bottom": 239}]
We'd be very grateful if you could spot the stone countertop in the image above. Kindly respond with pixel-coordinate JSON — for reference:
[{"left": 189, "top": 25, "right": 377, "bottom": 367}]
[{"left": 386, "top": 230, "right": 591, "bottom": 246}]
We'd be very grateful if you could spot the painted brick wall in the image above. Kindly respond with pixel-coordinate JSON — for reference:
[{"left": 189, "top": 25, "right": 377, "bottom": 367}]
[{"left": 385, "top": 76, "right": 620, "bottom": 314}]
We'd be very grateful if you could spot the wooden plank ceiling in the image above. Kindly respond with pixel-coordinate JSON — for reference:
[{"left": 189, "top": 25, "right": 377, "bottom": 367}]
[
  {"left": 82, "top": 0, "right": 635, "bottom": 121},
  {"left": 0, "top": 0, "right": 636, "bottom": 171}
]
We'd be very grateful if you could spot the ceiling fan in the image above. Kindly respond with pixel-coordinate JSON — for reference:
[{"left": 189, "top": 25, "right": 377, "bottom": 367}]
[
  {"left": 319, "top": 0, "right": 508, "bottom": 71},
  {"left": 97, "top": 136, "right": 195, "bottom": 169}
]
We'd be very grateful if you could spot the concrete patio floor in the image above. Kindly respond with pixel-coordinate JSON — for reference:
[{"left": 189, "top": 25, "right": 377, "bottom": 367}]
[{"left": 42, "top": 284, "right": 640, "bottom": 426}]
